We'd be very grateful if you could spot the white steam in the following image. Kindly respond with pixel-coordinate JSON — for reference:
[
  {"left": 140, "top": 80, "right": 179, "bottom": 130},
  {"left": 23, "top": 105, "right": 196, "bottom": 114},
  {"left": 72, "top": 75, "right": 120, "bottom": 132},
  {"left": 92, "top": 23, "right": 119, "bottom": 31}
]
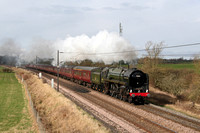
[
  {"left": 55, "top": 30, "right": 137, "bottom": 64},
  {"left": 0, "top": 31, "right": 137, "bottom": 65}
]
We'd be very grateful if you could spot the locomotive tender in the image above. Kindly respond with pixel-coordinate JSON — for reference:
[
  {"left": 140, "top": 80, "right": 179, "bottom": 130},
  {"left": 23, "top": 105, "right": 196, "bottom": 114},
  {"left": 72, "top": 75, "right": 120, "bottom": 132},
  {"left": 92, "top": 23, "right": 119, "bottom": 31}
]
[{"left": 26, "top": 64, "right": 149, "bottom": 104}]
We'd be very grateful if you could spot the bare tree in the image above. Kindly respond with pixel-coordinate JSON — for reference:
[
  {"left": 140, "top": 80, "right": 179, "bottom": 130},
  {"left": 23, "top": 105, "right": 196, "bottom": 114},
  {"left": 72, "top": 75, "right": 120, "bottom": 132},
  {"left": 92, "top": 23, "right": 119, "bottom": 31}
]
[
  {"left": 193, "top": 55, "right": 200, "bottom": 73},
  {"left": 142, "top": 41, "right": 164, "bottom": 70}
]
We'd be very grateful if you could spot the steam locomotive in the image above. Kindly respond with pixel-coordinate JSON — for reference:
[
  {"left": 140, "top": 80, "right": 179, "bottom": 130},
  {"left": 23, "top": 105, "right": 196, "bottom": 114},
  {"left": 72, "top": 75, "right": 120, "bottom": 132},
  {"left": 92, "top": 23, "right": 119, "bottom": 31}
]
[{"left": 26, "top": 64, "right": 149, "bottom": 104}]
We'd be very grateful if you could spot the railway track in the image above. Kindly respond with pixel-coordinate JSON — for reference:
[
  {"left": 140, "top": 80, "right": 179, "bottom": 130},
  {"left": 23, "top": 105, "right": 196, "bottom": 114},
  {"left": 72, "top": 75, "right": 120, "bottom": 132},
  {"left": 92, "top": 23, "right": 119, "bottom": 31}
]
[
  {"left": 80, "top": 91, "right": 175, "bottom": 133},
  {"left": 29, "top": 69, "right": 200, "bottom": 133},
  {"left": 137, "top": 104, "right": 200, "bottom": 131}
]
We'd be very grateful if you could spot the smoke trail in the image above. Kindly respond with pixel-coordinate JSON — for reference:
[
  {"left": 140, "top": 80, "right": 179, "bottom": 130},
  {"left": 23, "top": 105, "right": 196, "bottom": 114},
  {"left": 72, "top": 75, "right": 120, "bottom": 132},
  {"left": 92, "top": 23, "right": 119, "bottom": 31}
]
[
  {"left": 55, "top": 30, "right": 137, "bottom": 64},
  {"left": 0, "top": 38, "right": 22, "bottom": 66},
  {"left": 23, "top": 38, "right": 55, "bottom": 63},
  {"left": 0, "top": 38, "right": 22, "bottom": 56}
]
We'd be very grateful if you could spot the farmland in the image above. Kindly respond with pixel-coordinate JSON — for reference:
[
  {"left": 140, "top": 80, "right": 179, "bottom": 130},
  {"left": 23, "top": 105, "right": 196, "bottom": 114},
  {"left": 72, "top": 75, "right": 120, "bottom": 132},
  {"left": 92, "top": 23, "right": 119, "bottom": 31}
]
[
  {"left": 0, "top": 66, "right": 36, "bottom": 132},
  {"left": 158, "top": 63, "right": 195, "bottom": 70},
  {"left": 136, "top": 62, "right": 195, "bottom": 70}
]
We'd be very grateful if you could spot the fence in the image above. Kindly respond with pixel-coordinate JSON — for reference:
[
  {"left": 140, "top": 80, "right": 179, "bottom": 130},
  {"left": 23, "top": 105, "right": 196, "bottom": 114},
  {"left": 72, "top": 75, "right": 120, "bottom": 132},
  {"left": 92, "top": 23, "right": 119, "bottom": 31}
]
[{"left": 16, "top": 74, "right": 46, "bottom": 133}]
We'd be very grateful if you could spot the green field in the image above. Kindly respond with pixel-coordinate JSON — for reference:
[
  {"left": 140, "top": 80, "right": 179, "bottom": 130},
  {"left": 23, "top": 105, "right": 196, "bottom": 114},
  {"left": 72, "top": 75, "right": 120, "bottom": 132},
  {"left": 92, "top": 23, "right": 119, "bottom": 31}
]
[
  {"left": 0, "top": 66, "right": 3, "bottom": 71},
  {"left": 158, "top": 63, "right": 195, "bottom": 70},
  {"left": 136, "top": 63, "right": 196, "bottom": 70},
  {"left": 0, "top": 66, "right": 35, "bottom": 132}
]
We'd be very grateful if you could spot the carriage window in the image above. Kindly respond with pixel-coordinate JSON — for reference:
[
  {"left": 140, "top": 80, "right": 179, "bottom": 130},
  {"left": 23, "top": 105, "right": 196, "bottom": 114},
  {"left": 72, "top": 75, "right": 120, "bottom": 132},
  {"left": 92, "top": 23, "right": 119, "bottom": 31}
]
[
  {"left": 83, "top": 72, "right": 86, "bottom": 76},
  {"left": 86, "top": 72, "right": 89, "bottom": 77}
]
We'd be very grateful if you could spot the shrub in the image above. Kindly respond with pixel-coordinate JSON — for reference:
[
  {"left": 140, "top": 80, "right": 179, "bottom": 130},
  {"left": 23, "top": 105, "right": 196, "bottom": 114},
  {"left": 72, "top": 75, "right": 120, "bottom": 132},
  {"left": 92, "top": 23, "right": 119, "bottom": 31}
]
[
  {"left": 148, "top": 68, "right": 192, "bottom": 96},
  {"left": 188, "top": 75, "right": 200, "bottom": 104},
  {"left": 158, "top": 73, "right": 186, "bottom": 96},
  {"left": 3, "top": 68, "right": 13, "bottom": 73}
]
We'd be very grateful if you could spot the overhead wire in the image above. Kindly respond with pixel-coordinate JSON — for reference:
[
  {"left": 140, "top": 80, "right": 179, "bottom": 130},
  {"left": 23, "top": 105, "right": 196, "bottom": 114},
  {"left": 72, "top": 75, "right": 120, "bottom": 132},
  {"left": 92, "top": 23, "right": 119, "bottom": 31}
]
[
  {"left": 60, "top": 42, "right": 200, "bottom": 56},
  {"left": 143, "top": 53, "right": 200, "bottom": 57}
]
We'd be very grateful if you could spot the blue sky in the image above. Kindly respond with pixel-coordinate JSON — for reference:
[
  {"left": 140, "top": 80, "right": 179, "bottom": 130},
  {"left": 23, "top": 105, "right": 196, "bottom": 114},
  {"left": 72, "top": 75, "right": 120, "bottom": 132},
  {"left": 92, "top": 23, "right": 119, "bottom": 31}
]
[{"left": 0, "top": 0, "right": 200, "bottom": 58}]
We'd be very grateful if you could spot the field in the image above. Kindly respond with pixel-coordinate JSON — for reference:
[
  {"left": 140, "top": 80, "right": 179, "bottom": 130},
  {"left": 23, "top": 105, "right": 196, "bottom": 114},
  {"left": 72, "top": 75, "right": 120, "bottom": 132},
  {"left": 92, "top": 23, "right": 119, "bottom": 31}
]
[
  {"left": 136, "top": 63, "right": 199, "bottom": 74},
  {"left": 0, "top": 66, "right": 36, "bottom": 132},
  {"left": 158, "top": 63, "right": 195, "bottom": 70}
]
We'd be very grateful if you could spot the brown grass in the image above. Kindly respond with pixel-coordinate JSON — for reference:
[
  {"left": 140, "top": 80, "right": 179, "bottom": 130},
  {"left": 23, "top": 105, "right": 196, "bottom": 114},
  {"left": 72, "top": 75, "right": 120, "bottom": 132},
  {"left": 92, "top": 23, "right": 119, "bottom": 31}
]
[
  {"left": 149, "top": 86, "right": 200, "bottom": 119},
  {"left": 166, "top": 101, "right": 200, "bottom": 119},
  {"left": 14, "top": 68, "right": 109, "bottom": 133},
  {"left": 140, "top": 64, "right": 200, "bottom": 117},
  {"left": 188, "top": 75, "right": 200, "bottom": 104},
  {"left": 144, "top": 68, "right": 199, "bottom": 101}
]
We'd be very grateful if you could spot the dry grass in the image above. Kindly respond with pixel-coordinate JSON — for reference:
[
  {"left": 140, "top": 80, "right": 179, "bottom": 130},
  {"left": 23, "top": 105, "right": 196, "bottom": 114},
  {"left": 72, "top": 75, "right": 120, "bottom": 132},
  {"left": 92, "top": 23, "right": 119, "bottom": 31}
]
[
  {"left": 188, "top": 75, "right": 200, "bottom": 104},
  {"left": 166, "top": 101, "right": 200, "bottom": 119},
  {"left": 14, "top": 68, "right": 109, "bottom": 133},
  {"left": 149, "top": 86, "right": 200, "bottom": 119}
]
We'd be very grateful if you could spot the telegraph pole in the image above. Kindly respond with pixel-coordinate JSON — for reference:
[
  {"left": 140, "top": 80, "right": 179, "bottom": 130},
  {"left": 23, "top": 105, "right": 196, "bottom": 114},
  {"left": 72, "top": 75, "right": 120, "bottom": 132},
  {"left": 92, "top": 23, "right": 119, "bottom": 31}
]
[
  {"left": 119, "top": 22, "right": 123, "bottom": 36},
  {"left": 57, "top": 50, "right": 59, "bottom": 92}
]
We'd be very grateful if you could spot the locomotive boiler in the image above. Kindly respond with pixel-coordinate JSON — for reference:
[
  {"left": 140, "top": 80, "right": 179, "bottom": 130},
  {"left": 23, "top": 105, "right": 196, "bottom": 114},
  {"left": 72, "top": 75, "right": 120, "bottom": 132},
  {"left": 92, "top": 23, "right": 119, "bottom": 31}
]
[{"left": 91, "top": 67, "right": 149, "bottom": 104}]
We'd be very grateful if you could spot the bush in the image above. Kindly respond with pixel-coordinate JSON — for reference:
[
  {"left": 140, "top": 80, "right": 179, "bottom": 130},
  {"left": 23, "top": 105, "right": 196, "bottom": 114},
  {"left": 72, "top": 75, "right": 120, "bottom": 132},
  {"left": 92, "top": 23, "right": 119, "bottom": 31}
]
[
  {"left": 146, "top": 67, "right": 200, "bottom": 103},
  {"left": 158, "top": 73, "right": 186, "bottom": 96},
  {"left": 148, "top": 68, "right": 192, "bottom": 96},
  {"left": 3, "top": 68, "right": 13, "bottom": 73},
  {"left": 188, "top": 75, "right": 200, "bottom": 104}
]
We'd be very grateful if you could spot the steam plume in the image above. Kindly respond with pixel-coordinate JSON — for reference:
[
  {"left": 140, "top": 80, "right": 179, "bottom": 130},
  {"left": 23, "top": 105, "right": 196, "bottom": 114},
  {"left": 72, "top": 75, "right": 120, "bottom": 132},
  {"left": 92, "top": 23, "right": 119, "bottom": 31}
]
[
  {"left": 0, "top": 38, "right": 22, "bottom": 66},
  {"left": 55, "top": 30, "right": 137, "bottom": 64},
  {"left": 23, "top": 38, "right": 55, "bottom": 63},
  {"left": 0, "top": 38, "right": 22, "bottom": 56},
  {"left": 0, "top": 31, "right": 137, "bottom": 66}
]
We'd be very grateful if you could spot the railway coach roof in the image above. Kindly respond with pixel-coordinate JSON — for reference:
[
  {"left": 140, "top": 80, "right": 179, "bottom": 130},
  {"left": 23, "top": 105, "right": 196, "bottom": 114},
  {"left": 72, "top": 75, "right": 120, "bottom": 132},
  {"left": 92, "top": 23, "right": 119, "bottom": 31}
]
[
  {"left": 61, "top": 65, "right": 74, "bottom": 69},
  {"left": 73, "top": 66, "right": 99, "bottom": 71},
  {"left": 36, "top": 64, "right": 54, "bottom": 66}
]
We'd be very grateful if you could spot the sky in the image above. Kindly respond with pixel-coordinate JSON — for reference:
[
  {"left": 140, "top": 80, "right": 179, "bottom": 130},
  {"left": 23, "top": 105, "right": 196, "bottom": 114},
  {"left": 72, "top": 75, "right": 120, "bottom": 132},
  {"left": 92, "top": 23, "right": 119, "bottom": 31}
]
[{"left": 0, "top": 0, "right": 200, "bottom": 59}]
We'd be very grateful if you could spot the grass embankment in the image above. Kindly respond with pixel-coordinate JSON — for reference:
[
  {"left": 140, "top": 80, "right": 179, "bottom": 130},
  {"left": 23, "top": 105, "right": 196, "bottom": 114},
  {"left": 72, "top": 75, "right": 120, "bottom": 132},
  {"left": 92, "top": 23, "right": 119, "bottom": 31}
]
[
  {"left": 0, "top": 66, "right": 36, "bottom": 132},
  {"left": 138, "top": 62, "right": 200, "bottom": 100},
  {"left": 139, "top": 62, "right": 200, "bottom": 118},
  {"left": 147, "top": 67, "right": 200, "bottom": 102},
  {"left": 15, "top": 68, "right": 110, "bottom": 133}
]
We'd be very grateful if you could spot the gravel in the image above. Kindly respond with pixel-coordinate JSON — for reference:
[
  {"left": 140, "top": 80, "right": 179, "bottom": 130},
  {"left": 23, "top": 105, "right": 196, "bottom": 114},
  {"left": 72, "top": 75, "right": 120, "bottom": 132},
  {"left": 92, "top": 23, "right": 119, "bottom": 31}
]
[{"left": 40, "top": 71, "right": 200, "bottom": 133}]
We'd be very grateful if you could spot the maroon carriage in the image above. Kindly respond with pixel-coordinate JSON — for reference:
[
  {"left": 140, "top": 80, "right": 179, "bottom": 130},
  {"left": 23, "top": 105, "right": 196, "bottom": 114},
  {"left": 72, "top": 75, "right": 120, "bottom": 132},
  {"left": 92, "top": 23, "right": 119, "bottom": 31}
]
[
  {"left": 59, "top": 66, "right": 74, "bottom": 79},
  {"left": 72, "top": 66, "right": 97, "bottom": 85}
]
